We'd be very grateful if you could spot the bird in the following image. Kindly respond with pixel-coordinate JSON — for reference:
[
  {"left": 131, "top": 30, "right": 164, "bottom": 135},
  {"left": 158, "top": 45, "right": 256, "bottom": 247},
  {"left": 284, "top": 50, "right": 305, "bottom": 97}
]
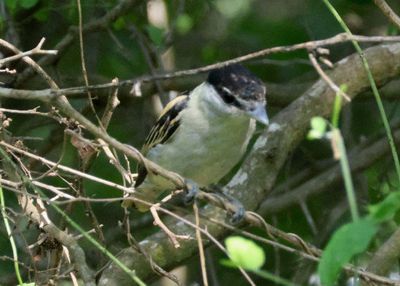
[{"left": 123, "top": 64, "right": 268, "bottom": 218}]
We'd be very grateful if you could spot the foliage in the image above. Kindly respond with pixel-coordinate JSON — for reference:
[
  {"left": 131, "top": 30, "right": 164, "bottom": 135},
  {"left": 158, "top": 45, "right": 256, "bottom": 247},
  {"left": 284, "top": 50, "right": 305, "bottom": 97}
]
[
  {"left": 224, "top": 236, "right": 265, "bottom": 270},
  {"left": 1, "top": 0, "right": 400, "bottom": 285}
]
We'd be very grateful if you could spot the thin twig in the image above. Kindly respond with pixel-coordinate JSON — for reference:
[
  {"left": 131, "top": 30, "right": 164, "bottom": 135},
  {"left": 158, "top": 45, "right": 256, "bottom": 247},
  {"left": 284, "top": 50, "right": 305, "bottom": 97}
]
[
  {"left": 308, "top": 52, "right": 351, "bottom": 101},
  {"left": 374, "top": 0, "right": 400, "bottom": 29},
  {"left": 1, "top": 34, "right": 400, "bottom": 100},
  {"left": 76, "top": 0, "right": 103, "bottom": 127},
  {"left": 128, "top": 33, "right": 400, "bottom": 87},
  {"left": 15, "top": 0, "right": 142, "bottom": 86},
  {"left": 150, "top": 193, "right": 191, "bottom": 248},
  {"left": 0, "top": 37, "right": 57, "bottom": 66},
  {"left": 193, "top": 203, "right": 209, "bottom": 286},
  {"left": 0, "top": 140, "right": 135, "bottom": 194},
  {"left": 205, "top": 215, "right": 398, "bottom": 286}
]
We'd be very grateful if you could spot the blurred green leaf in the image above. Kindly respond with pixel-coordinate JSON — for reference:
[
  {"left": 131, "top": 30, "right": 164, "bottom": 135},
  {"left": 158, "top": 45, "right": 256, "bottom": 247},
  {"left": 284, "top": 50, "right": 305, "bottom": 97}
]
[
  {"left": 5, "top": 0, "right": 17, "bottom": 11},
  {"left": 318, "top": 219, "right": 377, "bottom": 286},
  {"left": 369, "top": 191, "right": 400, "bottom": 223},
  {"left": 201, "top": 44, "right": 217, "bottom": 62},
  {"left": 176, "top": 14, "right": 193, "bottom": 35},
  {"left": 34, "top": 8, "right": 49, "bottom": 22},
  {"left": 225, "top": 236, "right": 265, "bottom": 270},
  {"left": 387, "top": 25, "right": 399, "bottom": 36},
  {"left": 307, "top": 117, "right": 327, "bottom": 140},
  {"left": 215, "top": 0, "right": 251, "bottom": 18},
  {"left": 146, "top": 25, "right": 165, "bottom": 47},
  {"left": 19, "top": 0, "right": 39, "bottom": 9},
  {"left": 113, "top": 17, "right": 126, "bottom": 31}
]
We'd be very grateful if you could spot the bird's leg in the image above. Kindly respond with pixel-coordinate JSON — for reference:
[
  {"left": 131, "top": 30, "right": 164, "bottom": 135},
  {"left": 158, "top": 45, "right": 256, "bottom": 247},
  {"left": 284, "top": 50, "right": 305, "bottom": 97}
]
[
  {"left": 207, "top": 184, "right": 246, "bottom": 224},
  {"left": 221, "top": 191, "right": 246, "bottom": 224},
  {"left": 183, "top": 178, "right": 200, "bottom": 205}
]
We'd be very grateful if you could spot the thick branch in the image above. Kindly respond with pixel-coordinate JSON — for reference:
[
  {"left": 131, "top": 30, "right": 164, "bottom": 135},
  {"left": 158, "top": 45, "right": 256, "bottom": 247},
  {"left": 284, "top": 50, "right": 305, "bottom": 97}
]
[
  {"left": 259, "top": 128, "right": 400, "bottom": 215},
  {"left": 366, "top": 228, "right": 400, "bottom": 276},
  {"left": 98, "top": 43, "right": 400, "bottom": 284}
]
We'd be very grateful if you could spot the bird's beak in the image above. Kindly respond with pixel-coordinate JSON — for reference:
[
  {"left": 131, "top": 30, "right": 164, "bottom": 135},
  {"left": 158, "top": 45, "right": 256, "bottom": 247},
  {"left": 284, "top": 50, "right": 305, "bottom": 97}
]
[{"left": 248, "top": 104, "right": 269, "bottom": 125}]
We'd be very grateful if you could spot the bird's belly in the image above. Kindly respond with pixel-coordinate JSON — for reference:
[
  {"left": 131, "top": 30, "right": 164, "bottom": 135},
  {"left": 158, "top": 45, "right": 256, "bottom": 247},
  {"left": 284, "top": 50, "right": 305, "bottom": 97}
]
[{"left": 147, "top": 116, "right": 255, "bottom": 187}]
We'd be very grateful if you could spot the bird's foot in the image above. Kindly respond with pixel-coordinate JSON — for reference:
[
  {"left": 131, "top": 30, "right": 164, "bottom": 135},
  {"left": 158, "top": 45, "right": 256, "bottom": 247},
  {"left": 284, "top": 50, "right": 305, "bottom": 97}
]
[
  {"left": 213, "top": 190, "right": 246, "bottom": 224},
  {"left": 228, "top": 197, "right": 246, "bottom": 224},
  {"left": 183, "top": 179, "right": 199, "bottom": 205}
]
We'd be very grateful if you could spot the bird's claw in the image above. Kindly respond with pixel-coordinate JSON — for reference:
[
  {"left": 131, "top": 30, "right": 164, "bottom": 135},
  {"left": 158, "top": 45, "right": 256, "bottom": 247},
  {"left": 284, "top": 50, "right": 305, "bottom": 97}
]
[
  {"left": 214, "top": 190, "right": 246, "bottom": 224},
  {"left": 228, "top": 200, "right": 245, "bottom": 224},
  {"left": 183, "top": 179, "right": 199, "bottom": 205}
]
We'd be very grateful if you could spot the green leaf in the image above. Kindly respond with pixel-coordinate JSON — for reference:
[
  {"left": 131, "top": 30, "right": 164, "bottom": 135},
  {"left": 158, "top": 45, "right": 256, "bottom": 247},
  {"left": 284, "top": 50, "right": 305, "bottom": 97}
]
[
  {"left": 113, "top": 17, "right": 126, "bottom": 31},
  {"left": 215, "top": 0, "right": 251, "bottom": 18},
  {"left": 5, "top": 0, "right": 17, "bottom": 11},
  {"left": 146, "top": 25, "right": 165, "bottom": 46},
  {"left": 19, "top": 0, "right": 39, "bottom": 9},
  {"left": 176, "top": 14, "right": 194, "bottom": 35},
  {"left": 318, "top": 219, "right": 377, "bottom": 286},
  {"left": 225, "top": 236, "right": 265, "bottom": 270},
  {"left": 307, "top": 117, "right": 327, "bottom": 140},
  {"left": 34, "top": 8, "right": 49, "bottom": 22},
  {"left": 368, "top": 191, "right": 400, "bottom": 223}
]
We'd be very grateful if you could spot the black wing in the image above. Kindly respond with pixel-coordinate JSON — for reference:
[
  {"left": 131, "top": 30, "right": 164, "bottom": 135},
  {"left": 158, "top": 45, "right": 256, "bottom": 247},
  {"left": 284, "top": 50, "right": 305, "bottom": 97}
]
[{"left": 135, "top": 95, "right": 189, "bottom": 187}]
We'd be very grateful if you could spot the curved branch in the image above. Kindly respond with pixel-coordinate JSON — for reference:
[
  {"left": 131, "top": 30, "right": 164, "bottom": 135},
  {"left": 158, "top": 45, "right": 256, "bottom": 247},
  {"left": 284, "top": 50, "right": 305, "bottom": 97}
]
[
  {"left": 98, "top": 43, "right": 400, "bottom": 284},
  {"left": 259, "top": 128, "right": 400, "bottom": 215}
]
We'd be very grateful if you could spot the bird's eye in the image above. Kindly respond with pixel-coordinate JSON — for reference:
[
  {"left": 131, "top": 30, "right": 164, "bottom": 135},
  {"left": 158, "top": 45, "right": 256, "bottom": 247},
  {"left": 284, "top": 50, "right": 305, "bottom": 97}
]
[
  {"left": 219, "top": 87, "right": 237, "bottom": 105},
  {"left": 221, "top": 91, "right": 235, "bottom": 104}
]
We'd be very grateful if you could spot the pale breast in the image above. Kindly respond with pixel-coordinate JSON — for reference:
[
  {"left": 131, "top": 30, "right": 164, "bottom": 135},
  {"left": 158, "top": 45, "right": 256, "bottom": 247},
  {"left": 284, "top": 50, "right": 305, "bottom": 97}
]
[{"left": 147, "top": 107, "right": 255, "bottom": 187}]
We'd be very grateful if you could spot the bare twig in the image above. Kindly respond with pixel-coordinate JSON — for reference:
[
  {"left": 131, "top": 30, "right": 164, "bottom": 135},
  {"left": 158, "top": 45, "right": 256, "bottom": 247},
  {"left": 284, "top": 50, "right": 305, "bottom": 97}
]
[
  {"left": 100, "top": 78, "right": 120, "bottom": 129},
  {"left": 0, "top": 34, "right": 117, "bottom": 285},
  {"left": 15, "top": 0, "right": 141, "bottom": 86},
  {"left": 0, "top": 147, "right": 96, "bottom": 286},
  {"left": 205, "top": 215, "right": 399, "bottom": 286},
  {"left": 0, "top": 177, "right": 74, "bottom": 200},
  {"left": 76, "top": 0, "right": 102, "bottom": 127},
  {"left": 0, "top": 39, "right": 59, "bottom": 89},
  {"left": 193, "top": 203, "right": 209, "bottom": 286},
  {"left": 0, "top": 141, "right": 135, "bottom": 194},
  {"left": 374, "top": 0, "right": 400, "bottom": 29},
  {"left": 0, "top": 34, "right": 398, "bottom": 101},
  {"left": 308, "top": 51, "right": 351, "bottom": 101},
  {"left": 99, "top": 42, "right": 400, "bottom": 285},
  {"left": 150, "top": 193, "right": 191, "bottom": 248},
  {"left": 129, "top": 33, "right": 400, "bottom": 86},
  {"left": 259, "top": 128, "right": 400, "bottom": 215},
  {"left": 0, "top": 38, "right": 57, "bottom": 66}
]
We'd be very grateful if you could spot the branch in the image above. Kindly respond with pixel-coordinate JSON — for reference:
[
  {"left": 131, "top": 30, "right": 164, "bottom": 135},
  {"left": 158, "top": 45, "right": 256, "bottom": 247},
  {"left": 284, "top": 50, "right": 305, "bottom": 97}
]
[
  {"left": 14, "top": 0, "right": 141, "bottom": 86},
  {"left": 374, "top": 0, "right": 400, "bottom": 29},
  {"left": 98, "top": 43, "right": 400, "bottom": 284},
  {"left": 0, "top": 38, "right": 57, "bottom": 66},
  {"left": 0, "top": 146, "right": 96, "bottom": 285},
  {"left": 366, "top": 227, "right": 400, "bottom": 276},
  {"left": 1, "top": 34, "right": 399, "bottom": 98},
  {"left": 259, "top": 128, "right": 400, "bottom": 215}
]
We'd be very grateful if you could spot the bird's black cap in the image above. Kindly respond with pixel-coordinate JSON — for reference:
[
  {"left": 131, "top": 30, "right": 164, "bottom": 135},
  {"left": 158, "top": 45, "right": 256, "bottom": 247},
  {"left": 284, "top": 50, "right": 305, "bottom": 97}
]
[{"left": 207, "top": 64, "right": 266, "bottom": 102}]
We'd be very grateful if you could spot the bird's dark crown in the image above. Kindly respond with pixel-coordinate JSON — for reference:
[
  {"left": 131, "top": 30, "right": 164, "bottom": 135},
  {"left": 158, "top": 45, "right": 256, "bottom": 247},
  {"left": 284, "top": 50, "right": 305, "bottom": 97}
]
[{"left": 207, "top": 64, "right": 266, "bottom": 106}]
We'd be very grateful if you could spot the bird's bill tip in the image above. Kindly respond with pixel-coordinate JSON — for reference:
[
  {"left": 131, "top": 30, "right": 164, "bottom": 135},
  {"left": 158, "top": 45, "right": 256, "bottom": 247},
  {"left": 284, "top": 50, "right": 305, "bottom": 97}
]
[{"left": 248, "top": 105, "right": 269, "bottom": 125}]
